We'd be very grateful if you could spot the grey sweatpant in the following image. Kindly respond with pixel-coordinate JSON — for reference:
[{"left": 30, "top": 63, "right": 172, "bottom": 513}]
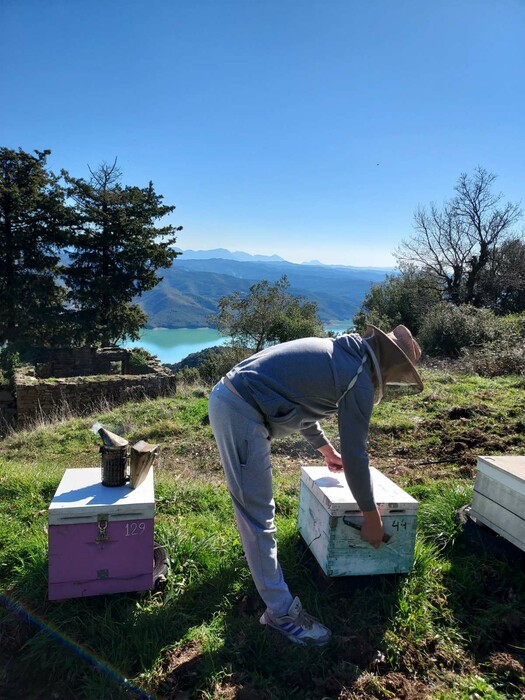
[{"left": 208, "top": 379, "right": 294, "bottom": 617}]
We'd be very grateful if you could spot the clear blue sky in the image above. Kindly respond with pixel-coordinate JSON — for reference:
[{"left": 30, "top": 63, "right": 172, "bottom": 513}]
[{"left": 2, "top": 0, "right": 524, "bottom": 267}]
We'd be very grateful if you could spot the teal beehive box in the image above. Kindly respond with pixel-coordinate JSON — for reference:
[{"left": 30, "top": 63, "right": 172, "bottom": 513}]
[{"left": 298, "top": 466, "right": 418, "bottom": 577}]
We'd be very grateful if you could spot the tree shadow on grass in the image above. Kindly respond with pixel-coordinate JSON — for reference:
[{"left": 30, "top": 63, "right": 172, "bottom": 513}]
[
  {"left": 2, "top": 546, "right": 253, "bottom": 699},
  {"left": 151, "top": 531, "right": 408, "bottom": 699},
  {"left": 1, "top": 527, "right": 410, "bottom": 700},
  {"left": 440, "top": 514, "right": 525, "bottom": 697}
]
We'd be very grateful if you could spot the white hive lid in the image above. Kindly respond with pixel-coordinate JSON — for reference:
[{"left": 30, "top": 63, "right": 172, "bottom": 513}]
[
  {"left": 300, "top": 465, "right": 418, "bottom": 516},
  {"left": 476, "top": 455, "right": 525, "bottom": 496},
  {"left": 48, "top": 467, "right": 155, "bottom": 524}
]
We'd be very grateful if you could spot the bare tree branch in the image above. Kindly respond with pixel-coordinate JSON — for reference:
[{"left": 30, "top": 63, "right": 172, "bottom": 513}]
[{"left": 395, "top": 168, "right": 522, "bottom": 305}]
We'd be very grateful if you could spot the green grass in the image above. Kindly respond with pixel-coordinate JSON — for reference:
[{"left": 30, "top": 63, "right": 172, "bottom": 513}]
[{"left": 1, "top": 375, "right": 525, "bottom": 699}]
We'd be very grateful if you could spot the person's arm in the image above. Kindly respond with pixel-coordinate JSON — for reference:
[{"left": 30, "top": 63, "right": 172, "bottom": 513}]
[
  {"left": 317, "top": 443, "right": 343, "bottom": 471},
  {"left": 361, "top": 507, "right": 384, "bottom": 549},
  {"left": 319, "top": 438, "right": 384, "bottom": 548},
  {"left": 338, "top": 385, "right": 385, "bottom": 547},
  {"left": 299, "top": 421, "right": 328, "bottom": 450},
  {"left": 318, "top": 439, "right": 384, "bottom": 548}
]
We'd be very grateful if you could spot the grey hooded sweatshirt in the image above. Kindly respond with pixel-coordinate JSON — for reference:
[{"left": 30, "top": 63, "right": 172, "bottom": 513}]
[{"left": 226, "top": 334, "right": 376, "bottom": 512}]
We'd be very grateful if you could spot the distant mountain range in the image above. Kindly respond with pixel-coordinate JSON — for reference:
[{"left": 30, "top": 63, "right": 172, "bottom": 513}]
[
  {"left": 176, "top": 247, "right": 395, "bottom": 271},
  {"left": 174, "top": 247, "right": 287, "bottom": 263},
  {"left": 137, "top": 249, "right": 394, "bottom": 329}
]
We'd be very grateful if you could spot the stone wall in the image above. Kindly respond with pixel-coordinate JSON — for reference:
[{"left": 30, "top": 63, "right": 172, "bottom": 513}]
[
  {"left": 0, "top": 384, "right": 16, "bottom": 428},
  {"left": 29, "top": 346, "right": 152, "bottom": 378},
  {"left": 14, "top": 370, "right": 176, "bottom": 423},
  {"left": 0, "top": 347, "right": 176, "bottom": 427}
]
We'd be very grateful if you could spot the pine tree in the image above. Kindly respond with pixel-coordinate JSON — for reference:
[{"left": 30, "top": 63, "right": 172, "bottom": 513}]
[
  {"left": 63, "top": 160, "right": 181, "bottom": 346},
  {"left": 0, "top": 148, "right": 70, "bottom": 347}
]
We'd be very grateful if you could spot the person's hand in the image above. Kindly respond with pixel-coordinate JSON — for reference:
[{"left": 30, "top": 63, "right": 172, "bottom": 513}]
[
  {"left": 317, "top": 444, "right": 343, "bottom": 472},
  {"left": 361, "top": 508, "right": 384, "bottom": 549}
]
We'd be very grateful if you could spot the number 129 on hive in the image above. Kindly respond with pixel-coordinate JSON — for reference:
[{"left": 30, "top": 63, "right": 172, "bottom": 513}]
[{"left": 125, "top": 521, "right": 146, "bottom": 536}]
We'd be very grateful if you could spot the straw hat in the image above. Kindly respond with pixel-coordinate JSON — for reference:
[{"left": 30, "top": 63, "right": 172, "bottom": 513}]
[{"left": 365, "top": 324, "right": 424, "bottom": 396}]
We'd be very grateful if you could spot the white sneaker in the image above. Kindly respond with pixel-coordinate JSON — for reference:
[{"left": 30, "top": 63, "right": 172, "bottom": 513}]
[{"left": 259, "top": 597, "right": 332, "bottom": 646}]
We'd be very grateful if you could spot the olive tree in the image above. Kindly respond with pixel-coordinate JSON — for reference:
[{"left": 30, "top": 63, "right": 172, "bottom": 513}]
[
  {"left": 210, "top": 275, "right": 324, "bottom": 352},
  {"left": 353, "top": 266, "right": 441, "bottom": 335}
]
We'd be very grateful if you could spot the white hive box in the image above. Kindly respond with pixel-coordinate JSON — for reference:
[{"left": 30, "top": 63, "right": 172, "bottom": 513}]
[
  {"left": 471, "top": 455, "right": 525, "bottom": 552},
  {"left": 298, "top": 466, "right": 418, "bottom": 577}
]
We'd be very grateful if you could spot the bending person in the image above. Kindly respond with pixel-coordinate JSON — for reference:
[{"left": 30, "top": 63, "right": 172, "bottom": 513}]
[{"left": 208, "top": 324, "right": 423, "bottom": 646}]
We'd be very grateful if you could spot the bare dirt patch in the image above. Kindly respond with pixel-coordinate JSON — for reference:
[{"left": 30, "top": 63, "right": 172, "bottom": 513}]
[
  {"left": 160, "top": 640, "right": 205, "bottom": 697},
  {"left": 343, "top": 671, "right": 431, "bottom": 699},
  {"left": 487, "top": 652, "right": 525, "bottom": 685}
]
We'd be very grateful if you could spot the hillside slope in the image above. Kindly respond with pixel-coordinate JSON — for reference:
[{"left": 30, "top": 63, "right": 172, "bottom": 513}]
[{"left": 139, "top": 255, "right": 392, "bottom": 328}]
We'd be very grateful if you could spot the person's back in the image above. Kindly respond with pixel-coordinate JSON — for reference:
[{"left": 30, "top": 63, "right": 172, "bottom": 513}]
[{"left": 225, "top": 334, "right": 369, "bottom": 437}]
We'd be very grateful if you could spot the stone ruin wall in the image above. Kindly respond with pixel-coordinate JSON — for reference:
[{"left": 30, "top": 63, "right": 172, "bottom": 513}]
[
  {"left": 0, "top": 347, "right": 176, "bottom": 427},
  {"left": 28, "top": 346, "right": 154, "bottom": 378},
  {"left": 0, "top": 384, "right": 17, "bottom": 426}
]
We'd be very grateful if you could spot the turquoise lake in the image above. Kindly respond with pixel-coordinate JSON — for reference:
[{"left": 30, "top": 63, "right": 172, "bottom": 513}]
[
  {"left": 122, "top": 328, "right": 229, "bottom": 364},
  {"left": 122, "top": 323, "right": 353, "bottom": 365}
]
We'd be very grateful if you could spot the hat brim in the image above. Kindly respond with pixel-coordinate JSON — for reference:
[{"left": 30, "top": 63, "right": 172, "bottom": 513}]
[{"left": 365, "top": 324, "right": 424, "bottom": 391}]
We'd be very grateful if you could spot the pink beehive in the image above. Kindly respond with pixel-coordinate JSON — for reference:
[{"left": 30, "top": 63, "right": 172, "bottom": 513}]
[{"left": 48, "top": 467, "right": 155, "bottom": 601}]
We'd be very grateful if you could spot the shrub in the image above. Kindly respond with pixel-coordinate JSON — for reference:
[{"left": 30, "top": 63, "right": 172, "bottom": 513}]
[
  {"left": 497, "top": 312, "right": 525, "bottom": 338},
  {"left": 174, "top": 366, "right": 202, "bottom": 385},
  {"left": 172, "top": 345, "right": 251, "bottom": 386},
  {"left": 418, "top": 304, "right": 502, "bottom": 358},
  {"left": 198, "top": 345, "right": 250, "bottom": 384},
  {"left": 129, "top": 347, "right": 158, "bottom": 372},
  {"left": 460, "top": 342, "right": 525, "bottom": 377},
  {"left": 459, "top": 313, "right": 525, "bottom": 376},
  {"left": 0, "top": 348, "right": 21, "bottom": 383}
]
